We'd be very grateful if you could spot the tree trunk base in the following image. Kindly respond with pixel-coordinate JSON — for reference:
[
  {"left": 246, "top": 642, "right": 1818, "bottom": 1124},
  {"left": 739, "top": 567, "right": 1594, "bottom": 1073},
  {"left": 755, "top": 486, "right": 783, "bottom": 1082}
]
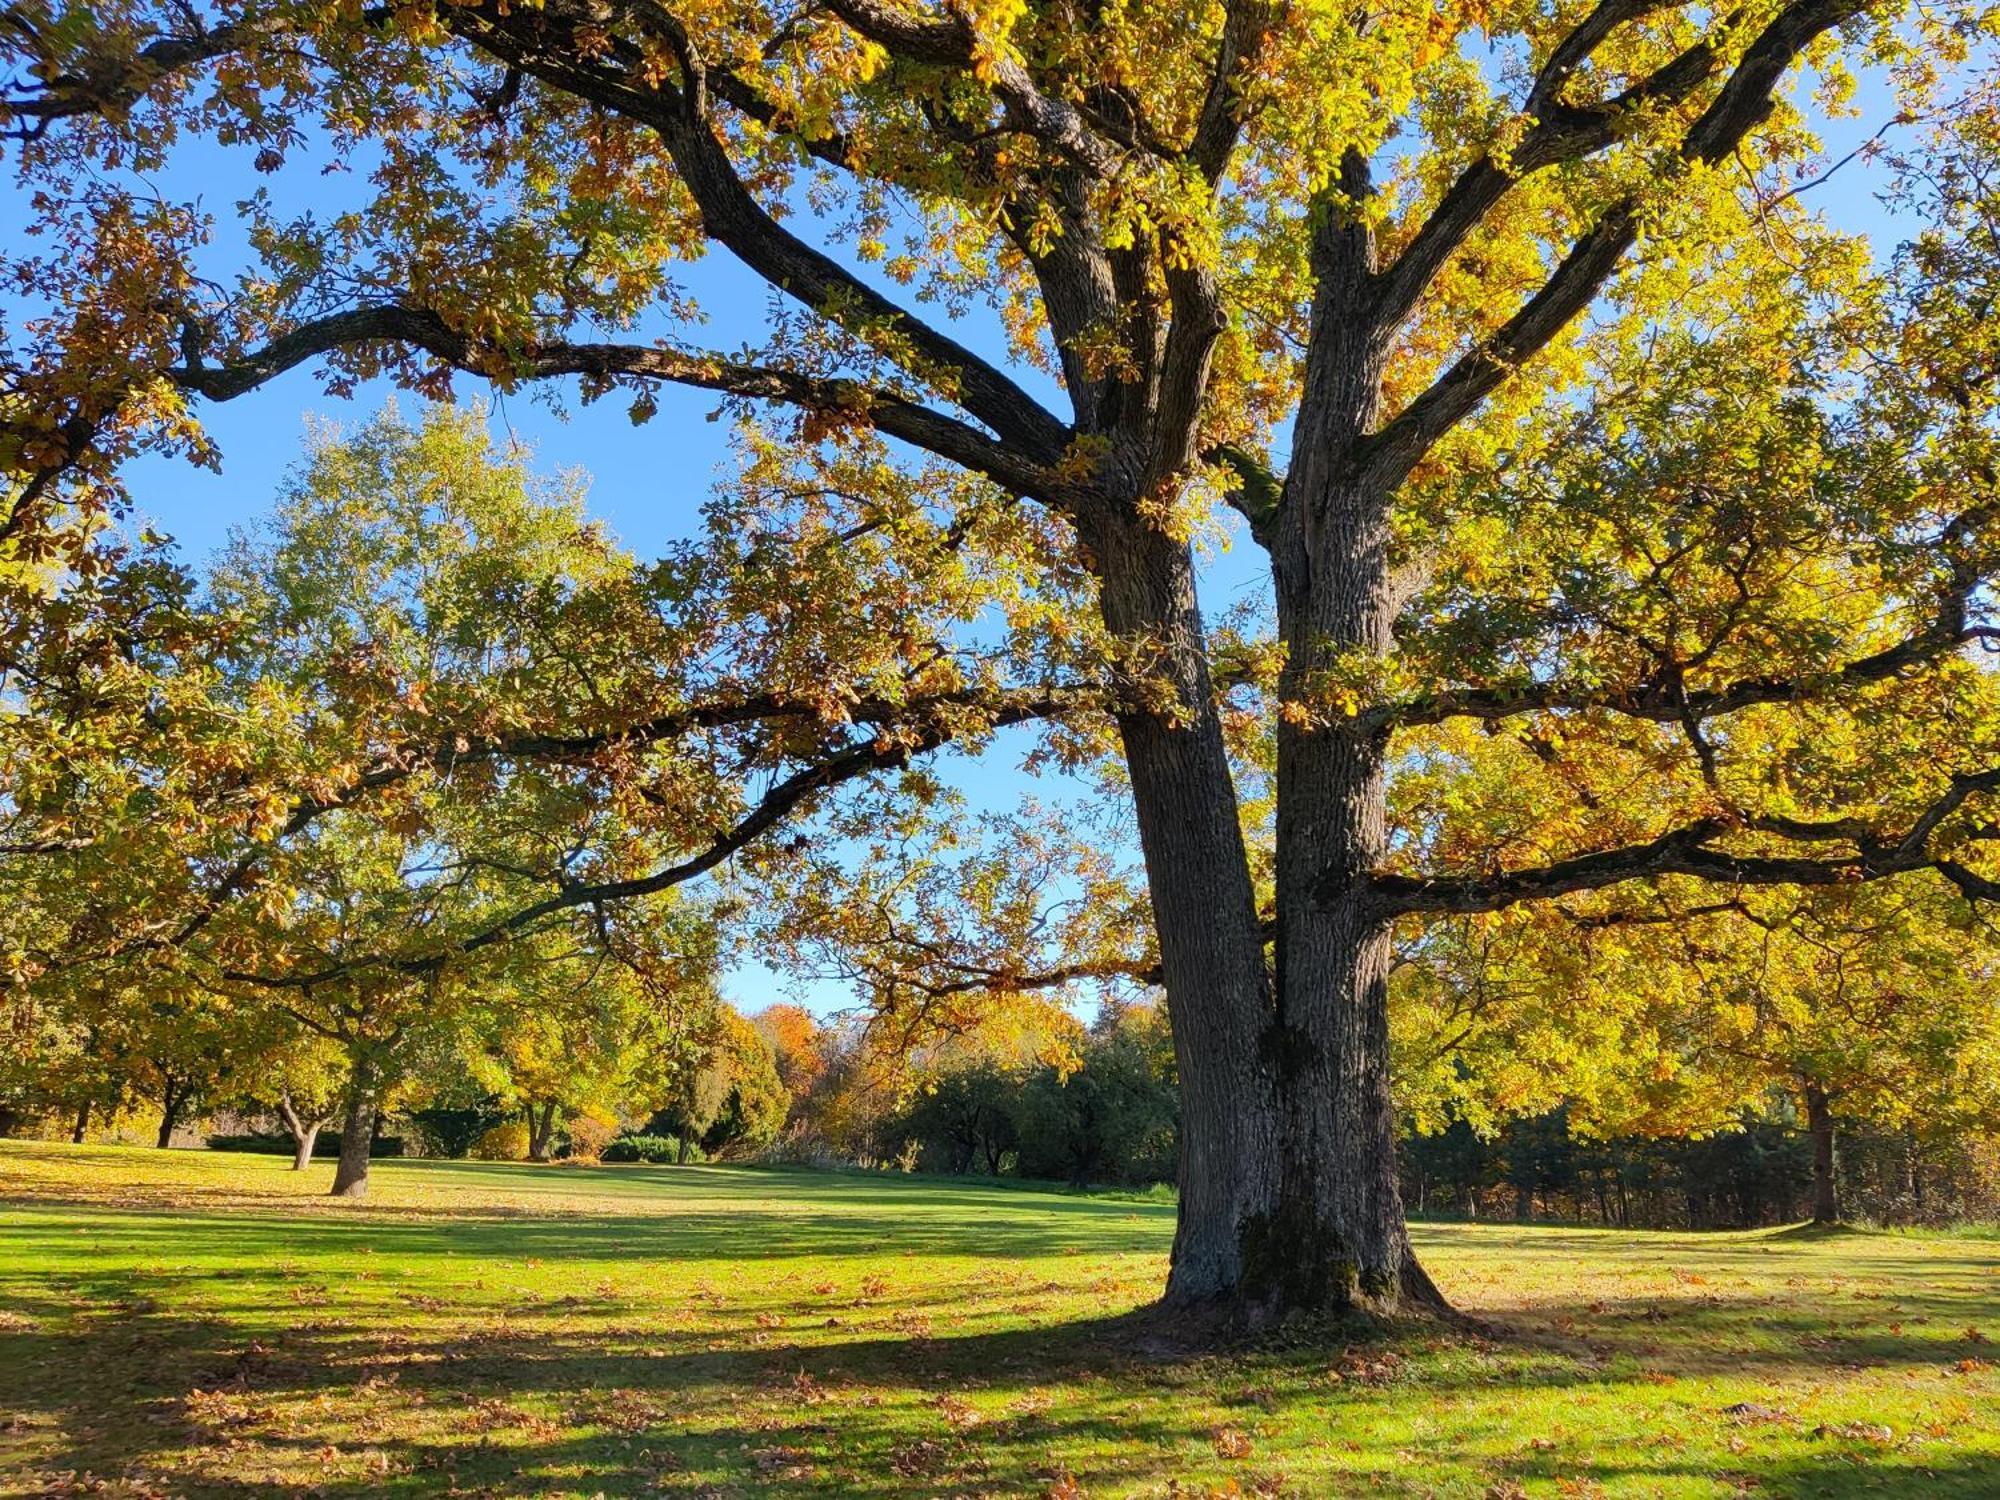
[{"left": 1153, "top": 1248, "right": 1466, "bottom": 1347}]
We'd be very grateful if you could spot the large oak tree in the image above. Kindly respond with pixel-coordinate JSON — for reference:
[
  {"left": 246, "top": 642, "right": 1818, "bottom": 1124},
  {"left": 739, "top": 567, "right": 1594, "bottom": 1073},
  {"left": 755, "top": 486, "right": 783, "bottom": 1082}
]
[{"left": 8, "top": 0, "right": 2000, "bottom": 1316}]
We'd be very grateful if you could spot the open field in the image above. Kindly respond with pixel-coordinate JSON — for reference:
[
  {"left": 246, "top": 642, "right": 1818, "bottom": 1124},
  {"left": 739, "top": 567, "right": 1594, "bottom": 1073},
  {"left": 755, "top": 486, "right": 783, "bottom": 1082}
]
[{"left": 2, "top": 1142, "right": 1997, "bottom": 1498}]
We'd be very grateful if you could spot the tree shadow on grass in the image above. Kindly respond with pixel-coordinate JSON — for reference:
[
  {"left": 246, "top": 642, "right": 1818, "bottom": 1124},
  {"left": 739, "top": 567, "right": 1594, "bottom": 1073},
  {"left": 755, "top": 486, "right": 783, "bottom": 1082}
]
[
  {"left": 6, "top": 1269, "right": 2000, "bottom": 1499},
  {"left": 6, "top": 1173, "right": 1999, "bottom": 1498}
]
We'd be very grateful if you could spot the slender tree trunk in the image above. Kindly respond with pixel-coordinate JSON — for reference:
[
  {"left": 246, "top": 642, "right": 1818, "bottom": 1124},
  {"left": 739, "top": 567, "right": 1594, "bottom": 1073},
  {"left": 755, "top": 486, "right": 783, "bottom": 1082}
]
[
  {"left": 155, "top": 1080, "right": 186, "bottom": 1149},
  {"left": 330, "top": 1053, "right": 379, "bottom": 1198},
  {"left": 276, "top": 1092, "right": 321, "bottom": 1170},
  {"left": 1805, "top": 1083, "right": 1840, "bottom": 1225},
  {"left": 530, "top": 1101, "right": 560, "bottom": 1161},
  {"left": 70, "top": 1100, "right": 90, "bottom": 1144}
]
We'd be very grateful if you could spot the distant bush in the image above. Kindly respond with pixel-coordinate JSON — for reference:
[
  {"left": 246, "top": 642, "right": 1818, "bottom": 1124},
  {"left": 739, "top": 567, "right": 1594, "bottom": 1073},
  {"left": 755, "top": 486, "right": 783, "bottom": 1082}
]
[
  {"left": 208, "top": 1132, "right": 405, "bottom": 1157},
  {"left": 405, "top": 1102, "right": 507, "bottom": 1159},
  {"left": 563, "top": 1110, "right": 619, "bottom": 1162},
  {"left": 602, "top": 1133, "right": 705, "bottom": 1164},
  {"left": 469, "top": 1120, "right": 529, "bottom": 1160}
]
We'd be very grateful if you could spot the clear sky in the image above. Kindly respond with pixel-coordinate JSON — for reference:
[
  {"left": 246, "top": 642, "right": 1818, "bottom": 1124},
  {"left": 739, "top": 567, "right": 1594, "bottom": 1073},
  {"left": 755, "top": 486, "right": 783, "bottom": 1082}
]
[{"left": 0, "top": 40, "right": 1917, "bottom": 1015}]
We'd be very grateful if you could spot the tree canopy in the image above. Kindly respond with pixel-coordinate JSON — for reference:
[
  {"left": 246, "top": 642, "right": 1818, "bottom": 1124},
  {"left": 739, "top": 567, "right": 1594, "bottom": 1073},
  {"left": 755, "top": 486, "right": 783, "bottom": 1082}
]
[{"left": 7, "top": 0, "right": 2000, "bottom": 1317}]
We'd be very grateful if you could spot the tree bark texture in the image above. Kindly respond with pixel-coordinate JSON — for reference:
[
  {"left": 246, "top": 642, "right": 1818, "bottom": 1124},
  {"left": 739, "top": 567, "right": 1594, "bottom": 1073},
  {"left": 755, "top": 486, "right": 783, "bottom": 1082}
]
[{"left": 330, "top": 1052, "right": 379, "bottom": 1198}]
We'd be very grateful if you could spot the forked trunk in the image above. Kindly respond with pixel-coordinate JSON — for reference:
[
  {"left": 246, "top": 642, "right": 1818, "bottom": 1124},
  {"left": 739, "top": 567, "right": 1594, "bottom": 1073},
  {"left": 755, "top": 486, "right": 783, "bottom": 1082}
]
[
  {"left": 1094, "top": 509, "right": 1441, "bottom": 1319},
  {"left": 527, "top": 1101, "right": 559, "bottom": 1162},
  {"left": 277, "top": 1092, "right": 321, "bottom": 1170},
  {"left": 1805, "top": 1082, "right": 1839, "bottom": 1225},
  {"left": 330, "top": 1053, "right": 379, "bottom": 1198}
]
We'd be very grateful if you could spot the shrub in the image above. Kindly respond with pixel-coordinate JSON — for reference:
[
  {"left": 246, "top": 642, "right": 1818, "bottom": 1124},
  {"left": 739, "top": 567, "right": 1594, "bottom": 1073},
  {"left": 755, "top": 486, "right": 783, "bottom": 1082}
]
[
  {"left": 601, "top": 1133, "right": 704, "bottom": 1164},
  {"left": 405, "top": 1102, "right": 507, "bottom": 1159},
  {"left": 470, "top": 1120, "right": 530, "bottom": 1160},
  {"left": 564, "top": 1109, "right": 619, "bottom": 1162}
]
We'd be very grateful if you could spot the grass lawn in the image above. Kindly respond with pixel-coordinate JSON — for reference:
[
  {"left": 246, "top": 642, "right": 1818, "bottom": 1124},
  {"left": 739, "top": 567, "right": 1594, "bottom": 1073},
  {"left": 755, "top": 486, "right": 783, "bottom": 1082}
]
[{"left": 2, "top": 1142, "right": 1997, "bottom": 1497}]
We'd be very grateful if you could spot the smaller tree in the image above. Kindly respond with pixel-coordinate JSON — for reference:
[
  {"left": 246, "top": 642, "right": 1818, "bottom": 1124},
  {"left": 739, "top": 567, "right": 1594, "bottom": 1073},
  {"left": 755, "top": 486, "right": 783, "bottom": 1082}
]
[
  {"left": 1014, "top": 1001, "right": 1178, "bottom": 1189},
  {"left": 891, "top": 1057, "right": 1023, "bottom": 1175},
  {"left": 641, "top": 1003, "right": 788, "bottom": 1161},
  {"left": 235, "top": 1031, "right": 349, "bottom": 1170}
]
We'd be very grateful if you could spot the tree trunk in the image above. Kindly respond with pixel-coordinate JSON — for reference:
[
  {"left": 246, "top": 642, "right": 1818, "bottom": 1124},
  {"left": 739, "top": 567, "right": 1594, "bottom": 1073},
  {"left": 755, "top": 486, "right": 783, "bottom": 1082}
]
[
  {"left": 527, "top": 1101, "right": 559, "bottom": 1162},
  {"left": 330, "top": 1053, "right": 379, "bottom": 1198},
  {"left": 70, "top": 1100, "right": 89, "bottom": 1144},
  {"left": 1209, "top": 196, "right": 1445, "bottom": 1319},
  {"left": 276, "top": 1091, "right": 321, "bottom": 1170},
  {"left": 155, "top": 1080, "right": 186, "bottom": 1150},
  {"left": 1090, "top": 511, "right": 1281, "bottom": 1311},
  {"left": 1805, "top": 1083, "right": 1839, "bottom": 1225}
]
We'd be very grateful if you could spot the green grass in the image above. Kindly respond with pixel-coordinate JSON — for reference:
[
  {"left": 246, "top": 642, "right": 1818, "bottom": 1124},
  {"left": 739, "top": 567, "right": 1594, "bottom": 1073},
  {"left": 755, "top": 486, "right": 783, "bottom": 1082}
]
[{"left": 2, "top": 1142, "right": 1998, "bottom": 1497}]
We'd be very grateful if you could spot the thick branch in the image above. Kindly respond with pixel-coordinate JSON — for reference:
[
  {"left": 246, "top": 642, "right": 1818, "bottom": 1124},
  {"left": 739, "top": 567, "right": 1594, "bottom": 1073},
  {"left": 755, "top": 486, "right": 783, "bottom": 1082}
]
[
  {"left": 1370, "top": 0, "right": 1704, "bottom": 331},
  {"left": 1187, "top": 0, "right": 1280, "bottom": 182},
  {"left": 1, "top": 10, "right": 387, "bottom": 131},
  {"left": 821, "top": 0, "right": 1123, "bottom": 176},
  {"left": 1371, "top": 619, "right": 2000, "bottom": 732},
  {"left": 450, "top": 1, "right": 1074, "bottom": 465},
  {"left": 1363, "top": 770, "right": 2000, "bottom": 916},
  {"left": 170, "top": 304, "right": 1084, "bottom": 507}
]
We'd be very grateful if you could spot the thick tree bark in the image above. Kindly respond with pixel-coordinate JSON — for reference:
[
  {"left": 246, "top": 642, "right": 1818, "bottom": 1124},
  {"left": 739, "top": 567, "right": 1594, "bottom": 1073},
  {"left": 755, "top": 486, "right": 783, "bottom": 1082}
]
[
  {"left": 1805, "top": 1082, "right": 1840, "bottom": 1225},
  {"left": 1217, "top": 197, "right": 1444, "bottom": 1316},
  {"left": 330, "top": 1052, "right": 379, "bottom": 1198},
  {"left": 70, "top": 1100, "right": 89, "bottom": 1144},
  {"left": 1088, "top": 393, "right": 1446, "bottom": 1316},
  {"left": 1091, "top": 510, "right": 1279, "bottom": 1309}
]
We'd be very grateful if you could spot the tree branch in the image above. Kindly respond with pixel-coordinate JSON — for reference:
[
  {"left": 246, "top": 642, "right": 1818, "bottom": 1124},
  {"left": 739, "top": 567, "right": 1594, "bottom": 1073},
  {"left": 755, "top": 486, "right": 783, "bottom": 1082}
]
[
  {"left": 216, "top": 691, "right": 1078, "bottom": 989},
  {"left": 1369, "top": 620, "right": 2000, "bottom": 732},
  {"left": 1356, "top": 0, "right": 1867, "bottom": 496},
  {"left": 1363, "top": 770, "right": 2000, "bottom": 916},
  {"left": 169, "top": 304, "right": 1085, "bottom": 508},
  {"left": 448, "top": 0, "right": 1075, "bottom": 465}
]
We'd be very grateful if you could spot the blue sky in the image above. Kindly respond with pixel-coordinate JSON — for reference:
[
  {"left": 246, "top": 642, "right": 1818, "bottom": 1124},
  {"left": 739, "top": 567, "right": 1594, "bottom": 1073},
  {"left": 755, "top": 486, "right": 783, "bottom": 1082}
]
[{"left": 0, "top": 38, "right": 1921, "bottom": 1015}]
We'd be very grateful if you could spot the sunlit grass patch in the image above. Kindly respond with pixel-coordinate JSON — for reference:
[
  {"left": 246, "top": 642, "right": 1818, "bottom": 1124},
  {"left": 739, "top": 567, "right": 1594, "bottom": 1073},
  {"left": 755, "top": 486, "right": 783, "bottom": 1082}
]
[{"left": 3, "top": 1141, "right": 1997, "bottom": 1497}]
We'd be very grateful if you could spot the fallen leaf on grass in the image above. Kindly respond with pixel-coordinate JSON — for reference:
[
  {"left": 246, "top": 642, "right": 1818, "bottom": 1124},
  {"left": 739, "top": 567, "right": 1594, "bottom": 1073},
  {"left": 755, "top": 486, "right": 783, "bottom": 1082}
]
[
  {"left": 1212, "top": 1426, "right": 1254, "bottom": 1459},
  {"left": 889, "top": 1437, "right": 949, "bottom": 1476}
]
